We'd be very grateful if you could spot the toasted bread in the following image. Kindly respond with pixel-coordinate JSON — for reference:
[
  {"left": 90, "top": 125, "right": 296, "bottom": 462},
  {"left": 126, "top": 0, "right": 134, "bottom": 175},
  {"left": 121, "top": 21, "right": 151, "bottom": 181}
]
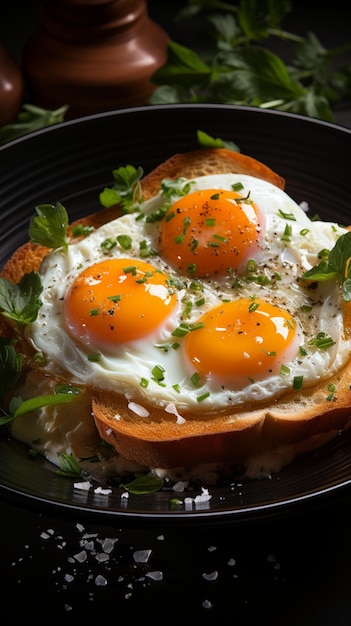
[{"left": 2, "top": 147, "right": 351, "bottom": 475}]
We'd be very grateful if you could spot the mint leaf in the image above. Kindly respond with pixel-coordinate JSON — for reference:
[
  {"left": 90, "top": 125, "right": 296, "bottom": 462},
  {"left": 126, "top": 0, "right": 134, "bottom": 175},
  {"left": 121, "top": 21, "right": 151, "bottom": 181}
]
[
  {"left": 0, "top": 271, "right": 43, "bottom": 325},
  {"left": 29, "top": 202, "right": 69, "bottom": 252}
]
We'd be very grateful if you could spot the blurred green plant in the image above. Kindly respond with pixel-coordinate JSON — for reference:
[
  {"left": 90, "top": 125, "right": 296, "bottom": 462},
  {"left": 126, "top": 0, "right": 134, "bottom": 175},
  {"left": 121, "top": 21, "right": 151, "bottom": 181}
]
[
  {"left": 0, "top": 104, "right": 68, "bottom": 145},
  {"left": 1, "top": 0, "right": 351, "bottom": 145},
  {"left": 149, "top": 0, "right": 351, "bottom": 122}
]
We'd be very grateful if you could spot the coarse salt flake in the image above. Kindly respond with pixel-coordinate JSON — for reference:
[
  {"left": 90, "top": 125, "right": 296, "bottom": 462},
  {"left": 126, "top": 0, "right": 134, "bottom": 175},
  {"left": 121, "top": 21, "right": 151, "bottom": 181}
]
[{"left": 74, "top": 480, "right": 92, "bottom": 491}]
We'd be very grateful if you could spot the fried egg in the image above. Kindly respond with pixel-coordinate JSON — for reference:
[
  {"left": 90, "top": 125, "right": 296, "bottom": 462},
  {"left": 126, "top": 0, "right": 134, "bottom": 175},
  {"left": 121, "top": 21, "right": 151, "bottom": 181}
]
[{"left": 26, "top": 173, "right": 350, "bottom": 414}]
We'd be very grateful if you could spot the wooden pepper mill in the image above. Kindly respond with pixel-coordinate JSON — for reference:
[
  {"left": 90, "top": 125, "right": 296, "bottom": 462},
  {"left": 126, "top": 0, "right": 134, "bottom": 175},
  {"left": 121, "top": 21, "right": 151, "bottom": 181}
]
[{"left": 22, "top": 0, "right": 169, "bottom": 119}]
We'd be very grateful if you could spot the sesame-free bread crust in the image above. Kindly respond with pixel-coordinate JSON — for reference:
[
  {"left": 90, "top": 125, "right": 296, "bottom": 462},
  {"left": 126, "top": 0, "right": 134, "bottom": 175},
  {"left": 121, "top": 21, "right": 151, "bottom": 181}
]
[{"left": 3, "top": 147, "right": 351, "bottom": 471}]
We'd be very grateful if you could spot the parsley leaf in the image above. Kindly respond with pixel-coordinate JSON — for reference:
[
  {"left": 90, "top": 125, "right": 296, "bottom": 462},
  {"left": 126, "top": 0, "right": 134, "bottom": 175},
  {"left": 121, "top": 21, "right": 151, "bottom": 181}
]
[
  {"left": 29, "top": 202, "right": 69, "bottom": 252},
  {"left": 99, "top": 164, "right": 144, "bottom": 212},
  {"left": 0, "top": 271, "right": 43, "bottom": 325},
  {"left": 301, "top": 231, "right": 351, "bottom": 301}
]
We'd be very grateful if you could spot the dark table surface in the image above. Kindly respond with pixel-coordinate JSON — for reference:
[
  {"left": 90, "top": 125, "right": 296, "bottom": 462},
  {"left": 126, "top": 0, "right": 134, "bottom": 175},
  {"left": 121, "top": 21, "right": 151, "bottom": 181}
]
[{"left": 2, "top": 3, "right": 351, "bottom": 624}]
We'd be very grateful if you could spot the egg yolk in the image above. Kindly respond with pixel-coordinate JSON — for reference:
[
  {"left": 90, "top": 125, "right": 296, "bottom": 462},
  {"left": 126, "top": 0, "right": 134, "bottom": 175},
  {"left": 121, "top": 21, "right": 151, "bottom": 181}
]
[
  {"left": 64, "top": 258, "right": 177, "bottom": 348},
  {"left": 158, "top": 188, "right": 264, "bottom": 278},
  {"left": 184, "top": 298, "right": 299, "bottom": 382}
]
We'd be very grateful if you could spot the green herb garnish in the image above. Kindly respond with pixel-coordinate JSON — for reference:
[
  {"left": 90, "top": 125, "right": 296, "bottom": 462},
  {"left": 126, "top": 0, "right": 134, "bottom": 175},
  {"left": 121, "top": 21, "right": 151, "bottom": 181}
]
[
  {"left": 0, "top": 384, "right": 81, "bottom": 427},
  {"left": 99, "top": 164, "right": 144, "bottom": 212},
  {"left": 0, "top": 271, "right": 43, "bottom": 325},
  {"left": 301, "top": 231, "right": 351, "bottom": 301},
  {"left": 29, "top": 202, "right": 69, "bottom": 252},
  {"left": 120, "top": 474, "right": 164, "bottom": 495}
]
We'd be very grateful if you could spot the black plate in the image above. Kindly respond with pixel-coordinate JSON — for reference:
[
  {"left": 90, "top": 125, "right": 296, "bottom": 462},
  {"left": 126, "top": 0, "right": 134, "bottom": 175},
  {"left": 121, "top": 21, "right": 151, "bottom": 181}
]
[{"left": 1, "top": 103, "right": 351, "bottom": 525}]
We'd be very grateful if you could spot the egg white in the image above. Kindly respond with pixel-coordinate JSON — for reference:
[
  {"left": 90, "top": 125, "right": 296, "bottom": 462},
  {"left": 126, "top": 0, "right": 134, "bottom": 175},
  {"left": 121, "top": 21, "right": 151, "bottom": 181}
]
[{"left": 26, "top": 173, "right": 350, "bottom": 414}]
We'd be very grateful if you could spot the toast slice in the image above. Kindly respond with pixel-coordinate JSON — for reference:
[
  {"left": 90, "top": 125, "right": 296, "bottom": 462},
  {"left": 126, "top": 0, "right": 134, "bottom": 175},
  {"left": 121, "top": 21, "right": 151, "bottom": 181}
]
[{"left": 3, "top": 147, "right": 351, "bottom": 475}]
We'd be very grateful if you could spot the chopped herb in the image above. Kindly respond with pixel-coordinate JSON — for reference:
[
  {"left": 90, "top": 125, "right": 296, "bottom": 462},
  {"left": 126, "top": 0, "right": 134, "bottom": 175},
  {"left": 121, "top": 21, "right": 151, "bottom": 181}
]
[
  {"left": 293, "top": 375, "right": 304, "bottom": 390},
  {"left": 101, "top": 238, "right": 116, "bottom": 252},
  {"left": 326, "top": 383, "right": 336, "bottom": 401},
  {"left": 197, "top": 391, "right": 211, "bottom": 402},
  {"left": 140, "top": 377, "right": 149, "bottom": 388},
  {"left": 88, "top": 353, "right": 100, "bottom": 362},
  {"left": 151, "top": 364, "right": 165, "bottom": 382},
  {"left": 308, "top": 332, "right": 336, "bottom": 350},
  {"left": 248, "top": 301, "right": 260, "bottom": 313},
  {"left": 278, "top": 209, "right": 296, "bottom": 221},
  {"left": 89, "top": 308, "right": 99, "bottom": 316},
  {"left": 108, "top": 294, "right": 121, "bottom": 303},
  {"left": 281, "top": 223, "right": 292, "bottom": 242},
  {"left": 117, "top": 234, "right": 132, "bottom": 249},
  {"left": 191, "top": 372, "right": 202, "bottom": 386},
  {"left": 232, "top": 182, "right": 244, "bottom": 191}
]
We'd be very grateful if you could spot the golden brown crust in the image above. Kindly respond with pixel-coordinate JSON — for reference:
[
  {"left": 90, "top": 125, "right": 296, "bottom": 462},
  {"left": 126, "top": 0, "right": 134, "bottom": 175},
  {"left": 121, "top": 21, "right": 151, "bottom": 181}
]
[
  {"left": 6, "top": 146, "right": 350, "bottom": 472},
  {"left": 141, "top": 148, "right": 285, "bottom": 199},
  {"left": 92, "top": 358, "right": 351, "bottom": 468}
]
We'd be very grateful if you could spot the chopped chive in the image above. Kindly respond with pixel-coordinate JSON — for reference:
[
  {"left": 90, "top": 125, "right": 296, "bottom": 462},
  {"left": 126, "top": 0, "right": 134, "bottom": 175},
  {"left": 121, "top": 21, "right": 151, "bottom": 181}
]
[
  {"left": 140, "top": 377, "right": 149, "bottom": 388},
  {"left": 89, "top": 308, "right": 99, "bottom": 316},
  {"left": 213, "top": 234, "right": 228, "bottom": 243},
  {"left": 123, "top": 265, "right": 137, "bottom": 275},
  {"left": 116, "top": 234, "right": 132, "bottom": 249},
  {"left": 195, "top": 297, "right": 205, "bottom": 307},
  {"left": 248, "top": 301, "right": 260, "bottom": 313},
  {"left": 186, "top": 263, "right": 197, "bottom": 274},
  {"left": 88, "top": 353, "right": 100, "bottom": 362},
  {"left": 172, "top": 383, "right": 180, "bottom": 393},
  {"left": 191, "top": 238, "right": 199, "bottom": 251},
  {"left": 232, "top": 182, "right": 244, "bottom": 191},
  {"left": 326, "top": 383, "right": 336, "bottom": 401},
  {"left": 210, "top": 193, "right": 220, "bottom": 200},
  {"left": 189, "top": 281, "right": 203, "bottom": 291},
  {"left": 108, "top": 294, "right": 121, "bottom": 303},
  {"left": 174, "top": 234, "right": 184, "bottom": 244},
  {"left": 281, "top": 223, "right": 292, "bottom": 241},
  {"left": 197, "top": 391, "right": 210, "bottom": 402},
  {"left": 246, "top": 259, "right": 257, "bottom": 273},
  {"left": 278, "top": 209, "right": 296, "bottom": 220},
  {"left": 280, "top": 364, "right": 290, "bottom": 376},
  {"left": 205, "top": 218, "right": 216, "bottom": 226},
  {"left": 293, "top": 375, "right": 303, "bottom": 390},
  {"left": 300, "top": 228, "right": 309, "bottom": 236},
  {"left": 101, "top": 237, "right": 116, "bottom": 252},
  {"left": 165, "top": 211, "right": 175, "bottom": 222},
  {"left": 151, "top": 364, "right": 165, "bottom": 382},
  {"left": 191, "top": 372, "right": 201, "bottom": 386}
]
